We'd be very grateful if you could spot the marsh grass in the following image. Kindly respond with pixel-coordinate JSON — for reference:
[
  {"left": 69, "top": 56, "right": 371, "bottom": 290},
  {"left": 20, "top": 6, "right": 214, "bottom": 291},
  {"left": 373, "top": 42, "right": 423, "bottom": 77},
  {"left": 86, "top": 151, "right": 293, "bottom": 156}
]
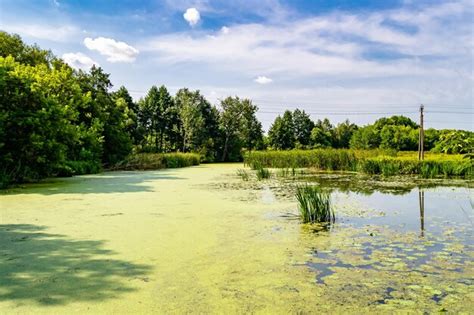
[
  {"left": 296, "top": 185, "right": 334, "bottom": 224},
  {"left": 112, "top": 153, "right": 200, "bottom": 170},
  {"left": 236, "top": 169, "right": 250, "bottom": 181},
  {"left": 256, "top": 167, "right": 271, "bottom": 180},
  {"left": 245, "top": 149, "right": 473, "bottom": 179}
]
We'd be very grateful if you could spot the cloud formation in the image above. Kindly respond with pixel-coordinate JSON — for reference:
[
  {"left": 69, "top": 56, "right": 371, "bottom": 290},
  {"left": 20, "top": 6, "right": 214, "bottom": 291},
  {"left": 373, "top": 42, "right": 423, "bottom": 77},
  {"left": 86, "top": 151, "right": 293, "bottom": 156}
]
[
  {"left": 62, "top": 52, "right": 98, "bottom": 70},
  {"left": 0, "top": 23, "right": 79, "bottom": 42},
  {"left": 183, "top": 8, "right": 200, "bottom": 26},
  {"left": 142, "top": 1, "right": 471, "bottom": 87},
  {"left": 255, "top": 76, "right": 272, "bottom": 84},
  {"left": 84, "top": 37, "right": 139, "bottom": 62}
]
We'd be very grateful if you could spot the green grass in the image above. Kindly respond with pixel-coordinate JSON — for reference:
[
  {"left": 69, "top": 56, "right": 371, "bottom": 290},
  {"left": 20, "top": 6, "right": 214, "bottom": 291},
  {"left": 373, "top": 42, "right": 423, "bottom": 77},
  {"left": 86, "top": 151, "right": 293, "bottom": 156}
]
[
  {"left": 244, "top": 149, "right": 473, "bottom": 179},
  {"left": 256, "top": 167, "right": 271, "bottom": 180},
  {"left": 236, "top": 169, "right": 250, "bottom": 181},
  {"left": 296, "top": 185, "right": 334, "bottom": 224},
  {"left": 112, "top": 153, "right": 200, "bottom": 170}
]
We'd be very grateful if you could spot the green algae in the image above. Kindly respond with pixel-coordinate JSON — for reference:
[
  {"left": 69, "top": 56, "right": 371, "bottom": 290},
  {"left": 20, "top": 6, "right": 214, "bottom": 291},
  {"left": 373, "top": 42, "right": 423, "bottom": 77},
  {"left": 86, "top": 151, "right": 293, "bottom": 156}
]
[{"left": 0, "top": 164, "right": 473, "bottom": 313}]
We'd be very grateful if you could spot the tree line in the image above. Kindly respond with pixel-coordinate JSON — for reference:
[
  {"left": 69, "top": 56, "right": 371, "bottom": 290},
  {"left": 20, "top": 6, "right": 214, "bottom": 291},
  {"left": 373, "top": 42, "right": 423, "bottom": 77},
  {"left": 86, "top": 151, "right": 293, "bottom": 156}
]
[
  {"left": 0, "top": 31, "right": 472, "bottom": 187},
  {"left": 267, "top": 111, "right": 473, "bottom": 153}
]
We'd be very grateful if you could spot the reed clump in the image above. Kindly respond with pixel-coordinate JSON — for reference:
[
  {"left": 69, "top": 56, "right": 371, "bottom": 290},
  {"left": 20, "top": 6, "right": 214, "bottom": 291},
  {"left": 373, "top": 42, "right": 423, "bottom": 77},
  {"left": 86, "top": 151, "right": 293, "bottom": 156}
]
[
  {"left": 236, "top": 169, "right": 250, "bottom": 181},
  {"left": 296, "top": 185, "right": 334, "bottom": 223},
  {"left": 256, "top": 167, "right": 271, "bottom": 180},
  {"left": 244, "top": 149, "right": 473, "bottom": 179},
  {"left": 112, "top": 153, "right": 200, "bottom": 170}
]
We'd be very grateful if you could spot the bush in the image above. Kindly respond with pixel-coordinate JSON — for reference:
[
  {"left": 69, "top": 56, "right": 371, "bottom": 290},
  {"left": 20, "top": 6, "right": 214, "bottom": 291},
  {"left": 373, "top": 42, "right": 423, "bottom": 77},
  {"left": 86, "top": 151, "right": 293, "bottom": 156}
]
[{"left": 112, "top": 153, "right": 200, "bottom": 170}]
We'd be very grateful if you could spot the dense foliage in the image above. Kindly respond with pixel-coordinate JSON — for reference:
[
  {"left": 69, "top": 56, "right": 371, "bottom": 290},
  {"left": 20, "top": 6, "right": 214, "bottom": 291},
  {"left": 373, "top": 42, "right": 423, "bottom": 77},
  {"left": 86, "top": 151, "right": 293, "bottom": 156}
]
[
  {"left": 0, "top": 31, "right": 472, "bottom": 187},
  {"left": 245, "top": 150, "right": 473, "bottom": 179}
]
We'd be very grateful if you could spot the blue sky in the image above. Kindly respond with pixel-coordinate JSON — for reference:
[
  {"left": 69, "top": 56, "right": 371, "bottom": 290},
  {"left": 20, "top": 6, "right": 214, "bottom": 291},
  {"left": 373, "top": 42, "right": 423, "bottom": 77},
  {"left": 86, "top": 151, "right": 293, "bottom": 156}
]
[{"left": 0, "top": 0, "right": 472, "bottom": 130}]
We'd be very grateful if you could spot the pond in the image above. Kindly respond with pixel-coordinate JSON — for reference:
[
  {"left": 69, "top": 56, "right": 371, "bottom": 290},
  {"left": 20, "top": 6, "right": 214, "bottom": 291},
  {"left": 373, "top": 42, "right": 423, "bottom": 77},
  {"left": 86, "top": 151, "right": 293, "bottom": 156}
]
[{"left": 0, "top": 164, "right": 472, "bottom": 313}]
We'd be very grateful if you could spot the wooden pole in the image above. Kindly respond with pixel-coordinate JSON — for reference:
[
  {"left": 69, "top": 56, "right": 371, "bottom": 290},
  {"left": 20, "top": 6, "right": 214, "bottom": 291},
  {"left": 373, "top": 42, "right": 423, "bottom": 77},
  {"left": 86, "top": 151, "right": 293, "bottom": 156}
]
[{"left": 419, "top": 105, "right": 424, "bottom": 160}]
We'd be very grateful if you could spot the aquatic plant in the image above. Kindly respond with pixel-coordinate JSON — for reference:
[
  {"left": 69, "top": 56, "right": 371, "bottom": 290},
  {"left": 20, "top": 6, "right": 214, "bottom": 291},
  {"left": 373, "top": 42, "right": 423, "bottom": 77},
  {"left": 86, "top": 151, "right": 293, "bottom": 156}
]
[
  {"left": 111, "top": 153, "right": 200, "bottom": 170},
  {"left": 236, "top": 169, "right": 250, "bottom": 181},
  {"left": 256, "top": 167, "right": 271, "bottom": 180},
  {"left": 295, "top": 185, "right": 334, "bottom": 224},
  {"left": 244, "top": 149, "right": 473, "bottom": 179}
]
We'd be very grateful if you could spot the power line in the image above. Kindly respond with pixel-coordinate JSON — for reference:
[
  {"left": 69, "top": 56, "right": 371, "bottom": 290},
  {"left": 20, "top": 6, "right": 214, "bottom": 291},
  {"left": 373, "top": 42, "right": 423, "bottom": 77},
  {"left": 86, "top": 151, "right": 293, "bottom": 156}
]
[{"left": 258, "top": 111, "right": 419, "bottom": 115}]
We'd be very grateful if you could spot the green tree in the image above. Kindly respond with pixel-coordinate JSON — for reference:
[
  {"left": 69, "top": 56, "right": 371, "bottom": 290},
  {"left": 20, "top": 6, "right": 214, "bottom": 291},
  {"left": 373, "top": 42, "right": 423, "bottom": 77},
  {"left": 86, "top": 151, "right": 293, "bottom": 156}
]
[
  {"left": 78, "top": 66, "right": 132, "bottom": 164},
  {"left": 0, "top": 31, "right": 53, "bottom": 66},
  {"left": 334, "top": 119, "right": 358, "bottom": 148},
  {"left": 175, "top": 88, "right": 221, "bottom": 161},
  {"left": 350, "top": 125, "right": 380, "bottom": 149},
  {"left": 380, "top": 125, "right": 418, "bottom": 151},
  {"left": 268, "top": 110, "right": 295, "bottom": 150},
  {"left": 432, "top": 130, "right": 474, "bottom": 154},
  {"left": 293, "top": 109, "right": 314, "bottom": 148},
  {"left": 310, "top": 118, "right": 334, "bottom": 148},
  {"left": 112, "top": 86, "right": 140, "bottom": 145}
]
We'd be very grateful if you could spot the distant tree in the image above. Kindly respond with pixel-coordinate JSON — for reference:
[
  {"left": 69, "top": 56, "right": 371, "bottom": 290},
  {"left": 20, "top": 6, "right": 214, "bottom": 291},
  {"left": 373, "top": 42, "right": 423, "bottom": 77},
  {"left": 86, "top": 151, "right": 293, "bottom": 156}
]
[
  {"left": 78, "top": 66, "right": 132, "bottom": 164},
  {"left": 293, "top": 109, "right": 314, "bottom": 148},
  {"left": 311, "top": 118, "right": 334, "bottom": 148},
  {"left": 138, "top": 86, "right": 160, "bottom": 150},
  {"left": 220, "top": 96, "right": 262, "bottom": 161},
  {"left": 374, "top": 115, "right": 418, "bottom": 130},
  {"left": 268, "top": 110, "right": 295, "bottom": 150},
  {"left": 175, "top": 88, "right": 221, "bottom": 160},
  {"left": 350, "top": 125, "right": 380, "bottom": 149},
  {"left": 424, "top": 128, "right": 439, "bottom": 151},
  {"left": 241, "top": 100, "right": 264, "bottom": 151},
  {"left": 380, "top": 125, "right": 418, "bottom": 151},
  {"left": 112, "top": 86, "right": 140, "bottom": 145},
  {"left": 334, "top": 119, "right": 358, "bottom": 148}
]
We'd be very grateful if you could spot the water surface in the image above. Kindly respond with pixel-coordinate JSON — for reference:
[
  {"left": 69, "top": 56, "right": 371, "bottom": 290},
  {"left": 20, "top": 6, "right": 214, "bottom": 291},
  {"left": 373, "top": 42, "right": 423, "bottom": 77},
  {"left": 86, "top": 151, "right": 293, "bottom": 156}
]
[{"left": 1, "top": 164, "right": 472, "bottom": 313}]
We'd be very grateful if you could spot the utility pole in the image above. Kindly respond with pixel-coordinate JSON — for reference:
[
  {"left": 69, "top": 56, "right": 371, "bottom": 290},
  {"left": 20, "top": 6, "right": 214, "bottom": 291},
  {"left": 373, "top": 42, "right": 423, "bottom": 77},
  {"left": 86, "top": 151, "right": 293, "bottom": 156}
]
[{"left": 418, "top": 104, "right": 424, "bottom": 160}]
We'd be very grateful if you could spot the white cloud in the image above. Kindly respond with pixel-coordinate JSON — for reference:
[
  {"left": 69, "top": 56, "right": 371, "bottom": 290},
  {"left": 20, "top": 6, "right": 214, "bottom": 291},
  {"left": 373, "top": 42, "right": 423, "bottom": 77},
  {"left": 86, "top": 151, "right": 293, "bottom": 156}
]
[
  {"left": 255, "top": 76, "right": 273, "bottom": 84},
  {"left": 220, "top": 26, "right": 230, "bottom": 34},
  {"left": 62, "top": 52, "right": 98, "bottom": 70},
  {"left": 142, "top": 0, "right": 471, "bottom": 80},
  {"left": 0, "top": 23, "right": 79, "bottom": 42},
  {"left": 84, "top": 37, "right": 139, "bottom": 63},
  {"left": 183, "top": 8, "right": 200, "bottom": 26}
]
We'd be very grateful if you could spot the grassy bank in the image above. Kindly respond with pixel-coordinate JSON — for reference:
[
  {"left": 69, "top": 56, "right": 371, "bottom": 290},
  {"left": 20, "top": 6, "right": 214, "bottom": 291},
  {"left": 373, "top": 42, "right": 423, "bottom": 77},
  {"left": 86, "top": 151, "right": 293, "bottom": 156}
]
[
  {"left": 112, "top": 153, "right": 201, "bottom": 170},
  {"left": 244, "top": 149, "right": 473, "bottom": 179}
]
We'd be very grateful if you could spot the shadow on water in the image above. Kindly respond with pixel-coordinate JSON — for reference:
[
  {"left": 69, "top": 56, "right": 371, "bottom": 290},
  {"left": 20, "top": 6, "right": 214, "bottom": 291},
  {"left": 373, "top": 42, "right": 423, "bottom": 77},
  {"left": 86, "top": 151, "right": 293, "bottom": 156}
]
[
  {"left": 1, "top": 171, "right": 186, "bottom": 195},
  {"left": 0, "top": 224, "right": 152, "bottom": 305}
]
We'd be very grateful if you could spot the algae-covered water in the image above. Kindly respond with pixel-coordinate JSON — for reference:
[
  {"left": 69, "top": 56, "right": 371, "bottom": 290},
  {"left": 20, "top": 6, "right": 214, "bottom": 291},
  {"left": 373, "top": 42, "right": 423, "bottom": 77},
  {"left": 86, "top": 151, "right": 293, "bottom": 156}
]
[{"left": 1, "top": 164, "right": 473, "bottom": 313}]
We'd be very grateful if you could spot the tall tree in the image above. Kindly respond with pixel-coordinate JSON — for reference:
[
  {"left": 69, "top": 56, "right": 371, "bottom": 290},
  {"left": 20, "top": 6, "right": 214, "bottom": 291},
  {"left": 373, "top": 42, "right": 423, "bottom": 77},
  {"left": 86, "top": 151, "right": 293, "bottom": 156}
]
[
  {"left": 219, "top": 97, "right": 263, "bottom": 161},
  {"left": 78, "top": 66, "right": 132, "bottom": 164},
  {"left": 268, "top": 110, "right": 296, "bottom": 150},
  {"left": 175, "top": 88, "right": 221, "bottom": 160},
  {"left": 310, "top": 118, "right": 334, "bottom": 148},
  {"left": 112, "top": 86, "right": 140, "bottom": 145},
  {"left": 293, "top": 109, "right": 314, "bottom": 148},
  {"left": 334, "top": 119, "right": 358, "bottom": 148}
]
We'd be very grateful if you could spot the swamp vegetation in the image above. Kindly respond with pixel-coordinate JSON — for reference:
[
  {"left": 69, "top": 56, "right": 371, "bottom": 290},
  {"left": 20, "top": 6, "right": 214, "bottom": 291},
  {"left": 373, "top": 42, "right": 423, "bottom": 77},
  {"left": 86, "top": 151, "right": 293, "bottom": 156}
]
[
  {"left": 1, "top": 164, "right": 472, "bottom": 313},
  {"left": 1, "top": 31, "right": 473, "bottom": 188},
  {"left": 245, "top": 149, "right": 473, "bottom": 179},
  {"left": 1, "top": 31, "right": 473, "bottom": 314}
]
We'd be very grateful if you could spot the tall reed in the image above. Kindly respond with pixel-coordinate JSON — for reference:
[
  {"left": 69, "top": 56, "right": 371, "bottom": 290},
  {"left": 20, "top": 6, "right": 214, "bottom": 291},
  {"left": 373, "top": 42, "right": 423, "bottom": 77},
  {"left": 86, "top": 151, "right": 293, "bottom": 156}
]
[
  {"left": 256, "top": 167, "right": 271, "bottom": 180},
  {"left": 244, "top": 149, "right": 473, "bottom": 179},
  {"left": 296, "top": 185, "right": 334, "bottom": 223}
]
